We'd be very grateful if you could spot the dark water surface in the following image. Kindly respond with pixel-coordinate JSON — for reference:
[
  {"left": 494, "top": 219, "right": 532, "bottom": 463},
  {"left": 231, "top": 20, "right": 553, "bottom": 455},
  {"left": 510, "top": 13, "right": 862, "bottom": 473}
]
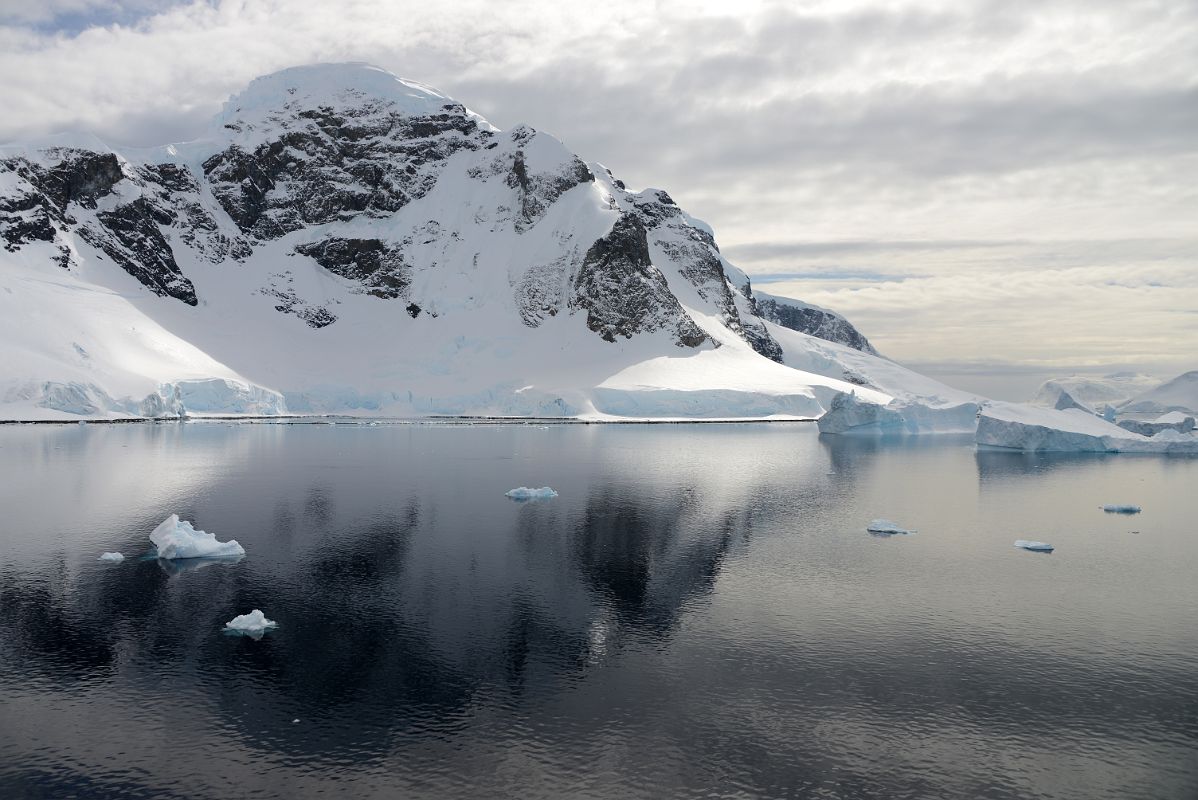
[{"left": 1, "top": 422, "right": 1196, "bottom": 799}]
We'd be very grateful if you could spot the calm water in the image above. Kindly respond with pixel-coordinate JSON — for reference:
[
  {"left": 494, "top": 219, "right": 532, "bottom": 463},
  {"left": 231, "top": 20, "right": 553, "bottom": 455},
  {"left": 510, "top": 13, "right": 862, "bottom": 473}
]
[{"left": 1, "top": 422, "right": 1196, "bottom": 799}]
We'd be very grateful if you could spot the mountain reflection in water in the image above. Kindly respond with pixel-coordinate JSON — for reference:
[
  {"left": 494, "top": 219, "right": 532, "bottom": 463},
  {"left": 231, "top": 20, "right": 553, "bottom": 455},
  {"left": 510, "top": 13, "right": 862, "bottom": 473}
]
[{"left": 1, "top": 422, "right": 1195, "bottom": 799}]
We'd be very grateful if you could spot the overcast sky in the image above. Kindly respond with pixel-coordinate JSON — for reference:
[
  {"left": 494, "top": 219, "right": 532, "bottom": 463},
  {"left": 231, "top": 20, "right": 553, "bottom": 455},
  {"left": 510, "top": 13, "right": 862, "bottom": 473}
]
[{"left": 2, "top": 0, "right": 1194, "bottom": 398}]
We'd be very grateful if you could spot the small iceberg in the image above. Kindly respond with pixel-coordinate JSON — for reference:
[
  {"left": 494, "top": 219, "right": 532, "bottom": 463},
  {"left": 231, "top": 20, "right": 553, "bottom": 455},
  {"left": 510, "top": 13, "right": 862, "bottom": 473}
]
[
  {"left": 505, "top": 486, "right": 558, "bottom": 501},
  {"left": 1014, "top": 540, "right": 1055, "bottom": 553},
  {"left": 1102, "top": 504, "right": 1141, "bottom": 514},
  {"left": 866, "top": 519, "right": 915, "bottom": 535},
  {"left": 150, "top": 514, "right": 246, "bottom": 560},
  {"left": 223, "top": 609, "right": 278, "bottom": 639},
  {"left": 98, "top": 552, "right": 125, "bottom": 563}
]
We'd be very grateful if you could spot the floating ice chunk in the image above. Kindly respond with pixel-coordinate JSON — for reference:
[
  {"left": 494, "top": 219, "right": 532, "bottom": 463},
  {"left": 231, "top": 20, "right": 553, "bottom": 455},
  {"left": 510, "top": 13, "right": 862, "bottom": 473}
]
[
  {"left": 505, "top": 486, "right": 558, "bottom": 501},
  {"left": 1014, "top": 540, "right": 1054, "bottom": 552},
  {"left": 223, "top": 609, "right": 277, "bottom": 639},
  {"left": 98, "top": 552, "right": 125, "bottom": 562},
  {"left": 866, "top": 519, "right": 915, "bottom": 535},
  {"left": 150, "top": 514, "right": 245, "bottom": 559},
  {"left": 1102, "top": 504, "right": 1141, "bottom": 514}
]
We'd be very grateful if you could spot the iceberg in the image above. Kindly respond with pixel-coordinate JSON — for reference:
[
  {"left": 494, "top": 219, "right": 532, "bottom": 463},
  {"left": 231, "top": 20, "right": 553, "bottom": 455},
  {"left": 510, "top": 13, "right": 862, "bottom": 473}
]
[
  {"left": 505, "top": 486, "right": 558, "bottom": 501},
  {"left": 1014, "top": 540, "right": 1054, "bottom": 553},
  {"left": 866, "top": 519, "right": 915, "bottom": 535},
  {"left": 150, "top": 514, "right": 246, "bottom": 559},
  {"left": 1116, "top": 414, "right": 1195, "bottom": 437},
  {"left": 976, "top": 402, "right": 1198, "bottom": 454},
  {"left": 223, "top": 609, "right": 277, "bottom": 639},
  {"left": 98, "top": 552, "right": 125, "bottom": 562},
  {"left": 1102, "top": 505, "right": 1141, "bottom": 514},
  {"left": 817, "top": 391, "right": 978, "bottom": 435}
]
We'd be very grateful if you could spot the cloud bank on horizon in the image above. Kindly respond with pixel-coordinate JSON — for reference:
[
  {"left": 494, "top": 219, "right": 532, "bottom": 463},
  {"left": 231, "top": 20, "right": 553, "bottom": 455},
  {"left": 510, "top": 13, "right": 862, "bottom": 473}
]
[{"left": 2, "top": 0, "right": 1195, "bottom": 382}]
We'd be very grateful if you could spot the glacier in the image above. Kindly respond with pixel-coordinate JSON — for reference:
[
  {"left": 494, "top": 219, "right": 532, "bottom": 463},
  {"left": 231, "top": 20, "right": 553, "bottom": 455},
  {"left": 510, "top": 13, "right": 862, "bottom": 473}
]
[{"left": 150, "top": 514, "right": 246, "bottom": 560}]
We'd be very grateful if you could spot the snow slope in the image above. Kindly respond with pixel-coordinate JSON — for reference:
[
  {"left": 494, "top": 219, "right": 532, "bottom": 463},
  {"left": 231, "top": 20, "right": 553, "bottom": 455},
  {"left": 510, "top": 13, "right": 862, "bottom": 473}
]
[
  {"left": 1120, "top": 371, "right": 1198, "bottom": 415},
  {"left": 0, "top": 62, "right": 923, "bottom": 422}
]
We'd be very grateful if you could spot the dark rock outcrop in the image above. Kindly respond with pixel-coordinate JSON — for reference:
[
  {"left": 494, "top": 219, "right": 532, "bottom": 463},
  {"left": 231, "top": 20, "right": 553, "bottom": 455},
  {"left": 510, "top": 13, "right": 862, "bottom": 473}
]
[
  {"left": 203, "top": 103, "right": 491, "bottom": 239},
  {"left": 84, "top": 198, "right": 197, "bottom": 305},
  {"left": 295, "top": 237, "right": 409, "bottom": 299},
  {"left": 756, "top": 294, "right": 878, "bottom": 355},
  {"left": 571, "top": 214, "right": 707, "bottom": 347}
]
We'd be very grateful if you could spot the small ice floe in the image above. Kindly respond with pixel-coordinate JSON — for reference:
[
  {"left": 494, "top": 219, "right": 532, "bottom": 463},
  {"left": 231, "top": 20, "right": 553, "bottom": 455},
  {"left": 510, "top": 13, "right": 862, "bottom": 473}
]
[
  {"left": 150, "top": 514, "right": 245, "bottom": 560},
  {"left": 866, "top": 519, "right": 915, "bottom": 536},
  {"left": 505, "top": 487, "right": 558, "bottom": 501},
  {"left": 1102, "top": 504, "right": 1141, "bottom": 514},
  {"left": 223, "top": 609, "right": 278, "bottom": 639},
  {"left": 98, "top": 552, "right": 125, "bottom": 563},
  {"left": 1014, "top": 539, "right": 1055, "bottom": 553}
]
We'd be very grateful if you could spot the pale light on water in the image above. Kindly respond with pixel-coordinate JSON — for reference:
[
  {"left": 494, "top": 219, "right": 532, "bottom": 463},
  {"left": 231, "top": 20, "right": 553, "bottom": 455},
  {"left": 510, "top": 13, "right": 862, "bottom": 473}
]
[{"left": 0, "top": 422, "right": 1195, "bottom": 798}]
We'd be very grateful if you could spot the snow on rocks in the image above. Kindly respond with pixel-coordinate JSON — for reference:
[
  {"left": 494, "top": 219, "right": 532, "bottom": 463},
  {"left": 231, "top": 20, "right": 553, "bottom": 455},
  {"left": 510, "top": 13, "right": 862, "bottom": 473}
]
[
  {"left": 98, "top": 552, "right": 125, "bottom": 562},
  {"left": 1102, "top": 505, "right": 1142, "bottom": 514},
  {"left": 866, "top": 519, "right": 915, "bottom": 535},
  {"left": 505, "top": 487, "right": 558, "bottom": 501},
  {"left": 223, "top": 609, "right": 278, "bottom": 639},
  {"left": 150, "top": 514, "right": 246, "bottom": 559},
  {"left": 1014, "top": 540, "right": 1055, "bottom": 553}
]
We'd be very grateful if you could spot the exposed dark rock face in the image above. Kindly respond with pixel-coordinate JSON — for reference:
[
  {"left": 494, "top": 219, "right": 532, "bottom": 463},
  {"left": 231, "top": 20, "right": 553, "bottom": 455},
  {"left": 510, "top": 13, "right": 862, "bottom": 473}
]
[
  {"left": 137, "top": 163, "right": 252, "bottom": 263},
  {"left": 1, "top": 153, "right": 198, "bottom": 303},
  {"left": 203, "top": 102, "right": 491, "bottom": 239},
  {"left": 85, "top": 198, "right": 197, "bottom": 305},
  {"left": 505, "top": 139, "right": 593, "bottom": 230},
  {"left": 0, "top": 176, "right": 59, "bottom": 251},
  {"left": 0, "top": 152, "right": 124, "bottom": 262},
  {"left": 629, "top": 189, "right": 784, "bottom": 362},
  {"left": 262, "top": 271, "right": 338, "bottom": 328},
  {"left": 571, "top": 214, "right": 707, "bottom": 348},
  {"left": 514, "top": 252, "right": 573, "bottom": 328},
  {"left": 36, "top": 151, "right": 124, "bottom": 211},
  {"left": 756, "top": 295, "right": 878, "bottom": 355},
  {"left": 295, "top": 237, "right": 409, "bottom": 299}
]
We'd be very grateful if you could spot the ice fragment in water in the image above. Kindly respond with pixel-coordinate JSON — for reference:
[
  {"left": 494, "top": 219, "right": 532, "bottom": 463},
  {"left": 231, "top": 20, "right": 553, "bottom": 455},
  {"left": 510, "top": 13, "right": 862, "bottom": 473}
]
[
  {"left": 150, "top": 514, "right": 245, "bottom": 559},
  {"left": 1014, "top": 540, "right": 1054, "bottom": 552},
  {"left": 866, "top": 519, "right": 914, "bottom": 535},
  {"left": 223, "top": 609, "right": 278, "bottom": 639},
  {"left": 1102, "top": 504, "right": 1141, "bottom": 514},
  {"left": 505, "top": 487, "right": 558, "bottom": 501},
  {"left": 98, "top": 552, "right": 125, "bottom": 562}
]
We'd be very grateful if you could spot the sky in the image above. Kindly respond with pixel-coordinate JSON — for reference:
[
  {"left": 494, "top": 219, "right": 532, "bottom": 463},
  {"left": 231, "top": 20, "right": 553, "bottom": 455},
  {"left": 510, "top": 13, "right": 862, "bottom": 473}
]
[{"left": 1, "top": 0, "right": 1194, "bottom": 399}]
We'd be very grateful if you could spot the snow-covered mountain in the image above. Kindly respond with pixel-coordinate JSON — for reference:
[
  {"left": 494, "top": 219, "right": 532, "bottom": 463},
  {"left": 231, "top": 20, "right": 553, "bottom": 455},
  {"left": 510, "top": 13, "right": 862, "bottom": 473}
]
[
  {"left": 2, "top": 62, "right": 1191, "bottom": 454},
  {"left": 1120, "top": 370, "right": 1198, "bottom": 415},
  {"left": 754, "top": 292, "right": 877, "bottom": 355},
  {"left": 0, "top": 62, "right": 931, "bottom": 421},
  {"left": 1029, "top": 373, "right": 1160, "bottom": 410}
]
